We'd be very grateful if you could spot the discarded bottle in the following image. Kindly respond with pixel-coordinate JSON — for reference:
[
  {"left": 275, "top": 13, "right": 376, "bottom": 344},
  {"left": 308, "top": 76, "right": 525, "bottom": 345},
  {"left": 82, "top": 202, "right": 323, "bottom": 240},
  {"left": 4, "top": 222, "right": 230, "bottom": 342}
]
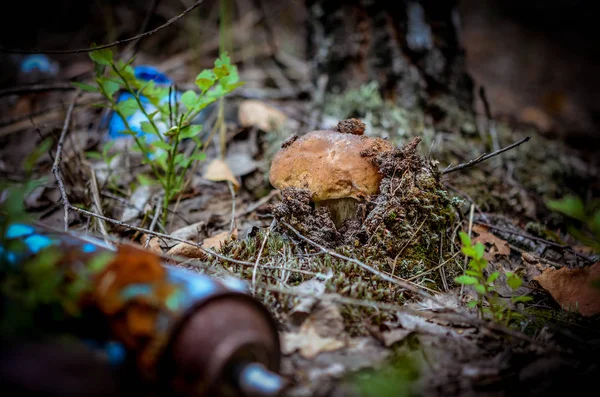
[{"left": 0, "top": 222, "right": 287, "bottom": 397}]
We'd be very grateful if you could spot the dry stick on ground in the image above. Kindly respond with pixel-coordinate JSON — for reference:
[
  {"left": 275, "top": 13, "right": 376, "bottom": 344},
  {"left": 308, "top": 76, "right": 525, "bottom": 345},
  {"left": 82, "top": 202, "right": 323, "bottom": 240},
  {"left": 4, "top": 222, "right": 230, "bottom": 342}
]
[
  {"left": 67, "top": 205, "right": 256, "bottom": 266},
  {"left": 252, "top": 219, "right": 276, "bottom": 293},
  {"left": 145, "top": 197, "right": 163, "bottom": 249},
  {"left": 0, "top": 82, "right": 75, "bottom": 98},
  {"left": 479, "top": 86, "right": 502, "bottom": 168},
  {"left": 89, "top": 169, "right": 110, "bottom": 243},
  {"left": 227, "top": 181, "right": 237, "bottom": 235},
  {"left": 52, "top": 92, "right": 81, "bottom": 231},
  {"left": 475, "top": 221, "right": 595, "bottom": 263},
  {"left": 0, "top": 0, "right": 206, "bottom": 54},
  {"left": 442, "top": 136, "right": 531, "bottom": 175}
]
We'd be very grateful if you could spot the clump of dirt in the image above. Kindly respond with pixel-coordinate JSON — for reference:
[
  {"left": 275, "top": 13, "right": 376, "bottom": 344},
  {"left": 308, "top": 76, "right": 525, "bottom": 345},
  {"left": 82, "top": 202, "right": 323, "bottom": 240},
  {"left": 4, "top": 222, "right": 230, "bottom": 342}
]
[
  {"left": 270, "top": 187, "right": 341, "bottom": 245},
  {"left": 360, "top": 136, "right": 455, "bottom": 267}
]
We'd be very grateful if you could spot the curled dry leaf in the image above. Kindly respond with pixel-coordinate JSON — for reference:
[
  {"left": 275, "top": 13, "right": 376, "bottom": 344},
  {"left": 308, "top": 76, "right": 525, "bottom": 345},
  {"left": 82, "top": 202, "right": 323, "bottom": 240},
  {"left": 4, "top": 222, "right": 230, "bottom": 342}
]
[
  {"left": 288, "top": 278, "right": 327, "bottom": 325},
  {"left": 379, "top": 328, "right": 413, "bottom": 347},
  {"left": 281, "top": 301, "right": 347, "bottom": 359},
  {"left": 534, "top": 262, "right": 600, "bottom": 317},
  {"left": 238, "top": 99, "right": 289, "bottom": 132},
  {"left": 166, "top": 229, "right": 238, "bottom": 260},
  {"left": 472, "top": 224, "right": 510, "bottom": 261},
  {"left": 203, "top": 229, "right": 238, "bottom": 249},
  {"left": 166, "top": 242, "right": 205, "bottom": 260},
  {"left": 203, "top": 158, "right": 240, "bottom": 191},
  {"left": 141, "top": 234, "right": 163, "bottom": 255}
]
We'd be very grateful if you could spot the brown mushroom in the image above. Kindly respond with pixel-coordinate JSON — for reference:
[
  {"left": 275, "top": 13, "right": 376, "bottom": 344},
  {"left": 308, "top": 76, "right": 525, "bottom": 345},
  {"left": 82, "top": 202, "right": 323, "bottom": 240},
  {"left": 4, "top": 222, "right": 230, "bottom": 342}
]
[{"left": 269, "top": 127, "right": 394, "bottom": 228}]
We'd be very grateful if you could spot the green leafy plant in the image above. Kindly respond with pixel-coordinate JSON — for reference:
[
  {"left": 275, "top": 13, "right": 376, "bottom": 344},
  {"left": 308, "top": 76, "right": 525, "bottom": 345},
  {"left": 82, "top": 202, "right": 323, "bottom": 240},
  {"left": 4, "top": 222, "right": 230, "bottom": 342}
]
[
  {"left": 76, "top": 47, "right": 243, "bottom": 225},
  {"left": 546, "top": 195, "right": 600, "bottom": 254},
  {"left": 454, "top": 231, "right": 531, "bottom": 324}
]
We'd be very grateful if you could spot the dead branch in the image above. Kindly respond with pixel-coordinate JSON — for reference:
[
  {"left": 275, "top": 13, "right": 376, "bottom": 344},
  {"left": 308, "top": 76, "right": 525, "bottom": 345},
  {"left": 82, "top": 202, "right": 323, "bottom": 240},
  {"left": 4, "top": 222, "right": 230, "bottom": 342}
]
[
  {"left": 252, "top": 219, "right": 276, "bottom": 292},
  {"left": 0, "top": 0, "right": 205, "bottom": 54},
  {"left": 442, "top": 136, "right": 531, "bottom": 175},
  {"left": 0, "top": 82, "right": 75, "bottom": 98},
  {"left": 476, "top": 221, "right": 594, "bottom": 263},
  {"left": 51, "top": 92, "right": 80, "bottom": 231}
]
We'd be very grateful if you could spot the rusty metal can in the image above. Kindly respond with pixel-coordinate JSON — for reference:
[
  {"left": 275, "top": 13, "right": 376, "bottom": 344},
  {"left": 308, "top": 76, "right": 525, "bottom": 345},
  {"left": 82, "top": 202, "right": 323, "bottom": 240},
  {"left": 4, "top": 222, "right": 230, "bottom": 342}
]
[{"left": 0, "top": 222, "right": 287, "bottom": 397}]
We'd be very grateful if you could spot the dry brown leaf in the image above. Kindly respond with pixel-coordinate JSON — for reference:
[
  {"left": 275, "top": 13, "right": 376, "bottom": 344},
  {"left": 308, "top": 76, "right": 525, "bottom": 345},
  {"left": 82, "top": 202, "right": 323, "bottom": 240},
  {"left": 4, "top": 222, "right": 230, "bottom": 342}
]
[
  {"left": 141, "top": 234, "right": 163, "bottom": 255},
  {"left": 238, "top": 100, "right": 288, "bottom": 132},
  {"left": 166, "top": 242, "right": 206, "bottom": 259},
  {"left": 166, "top": 230, "right": 237, "bottom": 259},
  {"left": 379, "top": 328, "right": 412, "bottom": 347},
  {"left": 534, "top": 262, "right": 600, "bottom": 317},
  {"left": 281, "top": 326, "right": 346, "bottom": 359},
  {"left": 203, "top": 159, "right": 240, "bottom": 191},
  {"left": 472, "top": 224, "right": 510, "bottom": 261},
  {"left": 281, "top": 301, "right": 347, "bottom": 359},
  {"left": 203, "top": 229, "right": 237, "bottom": 250}
]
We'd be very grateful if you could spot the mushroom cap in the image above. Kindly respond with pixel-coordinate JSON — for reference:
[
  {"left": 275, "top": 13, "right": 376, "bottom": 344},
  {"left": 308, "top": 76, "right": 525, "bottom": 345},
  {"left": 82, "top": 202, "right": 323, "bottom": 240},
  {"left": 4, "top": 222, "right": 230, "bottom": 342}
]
[{"left": 269, "top": 130, "right": 394, "bottom": 201}]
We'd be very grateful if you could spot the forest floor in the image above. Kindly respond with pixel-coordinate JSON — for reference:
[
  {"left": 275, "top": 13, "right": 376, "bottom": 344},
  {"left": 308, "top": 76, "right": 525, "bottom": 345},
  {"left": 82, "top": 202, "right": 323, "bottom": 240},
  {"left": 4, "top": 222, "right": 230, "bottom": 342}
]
[{"left": 1, "top": 2, "right": 600, "bottom": 396}]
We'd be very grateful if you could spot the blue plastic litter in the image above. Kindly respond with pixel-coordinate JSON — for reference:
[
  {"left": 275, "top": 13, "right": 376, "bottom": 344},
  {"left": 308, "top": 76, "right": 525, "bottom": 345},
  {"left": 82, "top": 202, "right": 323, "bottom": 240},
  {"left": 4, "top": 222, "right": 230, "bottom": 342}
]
[
  {"left": 20, "top": 54, "right": 58, "bottom": 75},
  {"left": 107, "top": 65, "right": 177, "bottom": 142}
]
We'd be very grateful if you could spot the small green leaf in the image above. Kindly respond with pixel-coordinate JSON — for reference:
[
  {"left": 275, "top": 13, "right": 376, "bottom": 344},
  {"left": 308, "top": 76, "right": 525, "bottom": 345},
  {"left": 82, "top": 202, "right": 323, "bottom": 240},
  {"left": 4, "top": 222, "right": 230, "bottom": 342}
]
[
  {"left": 506, "top": 272, "right": 523, "bottom": 290},
  {"left": 140, "top": 122, "right": 155, "bottom": 134},
  {"left": 136, "top": 174, "right": 155, "bottom": 186},
  {"left": 188, "top": 153, "right": 206, "bottom": 162},
  {"left": 151, "top": 140, "right": 172, "bottom": 151},
  {"left": 181, "top": 90, "right": 198, "bottom": 109},
  {"left": 195, "top": 70, "right": 216, "bottom": 92},
  {"left": 454, "top": 275, "right": 478, "bottom": 285},
  {"left": 467, "top": 300, "right": 478, "bottom": 308},
  {"left": 474, "top": 242, "right": 485, "bottom": 260},
  {"left": 85, "top": 151, "right": 103, "bottom": 160},
  {"left": 174, "top": 153, "right": 184, "bottom": 167},
  {"left": 116, "top": 98, "right": 139, "bottom": 118},
  {"left": 89, "top": 47, "right": 113, "bottom": 66},
  {"left": 71, "top": 81, "right": 98, "bottom": 93},
  {"left": 98, "top": 78, "right": 120, "bottom": 98},
  {"left": 546, "top": 195, "right": 587, "bottom": 222},
  {"left": 487, "top": 271, "right": 500, "bottom": 285},
  {"left": 462, "top": 245, "right": 476, "bottom": 258},
  {"left": 474, "top": 284, "right": 486, "bottom": 295},
  {"left": 465, "top": 270, "right": 480, "bottom": 277},
  {"left": 459, "top": 231, "right": 472, "bottom": 247},
  {"left": 213, "top": 52, "right": 232, "bottom": 78},
  {"left": 179, "top": 125, "right": 202, "bottom": 140},
  {"left": 511, "top": 295, "right": 533, "bottom": 303}
]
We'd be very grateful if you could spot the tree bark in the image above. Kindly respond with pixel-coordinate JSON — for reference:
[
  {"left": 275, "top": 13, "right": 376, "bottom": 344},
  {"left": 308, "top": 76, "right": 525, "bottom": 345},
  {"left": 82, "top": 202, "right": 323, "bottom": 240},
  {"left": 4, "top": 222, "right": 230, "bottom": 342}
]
[{"left": 306, "top": 0, "right": 474, "bottom": 113}]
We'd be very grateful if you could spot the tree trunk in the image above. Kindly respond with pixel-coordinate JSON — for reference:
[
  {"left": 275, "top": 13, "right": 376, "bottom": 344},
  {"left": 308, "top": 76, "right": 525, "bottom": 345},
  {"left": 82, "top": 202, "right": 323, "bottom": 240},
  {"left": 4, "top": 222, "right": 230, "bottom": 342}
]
[{"left": 306, "top": 0, "right": 474, "bottom": 114}]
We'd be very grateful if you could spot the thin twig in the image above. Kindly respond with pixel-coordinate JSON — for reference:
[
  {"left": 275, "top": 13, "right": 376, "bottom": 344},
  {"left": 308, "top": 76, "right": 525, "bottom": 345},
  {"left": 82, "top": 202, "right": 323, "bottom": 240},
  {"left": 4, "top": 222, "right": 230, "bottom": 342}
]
[
  {"left": 128, "top": 0, "right": 161, "bottom": 58},
  {"left": 89, "top": 169, "right": 110, "bottom": 243},
  {"left": 51, "top": 92, "right": 80, "bottom": 231},
  {"left": 0, "top": 0, "right": 205, "bottom": 54},
  {"left": 479, "top": 86, "right": 502, "bottom": 168},
  {"left": 227, "top": 181, "right": 237, "bottom": 235},
  {"left": 67, "top": 205, "right": 255, "bottom": 266},
  {"left": 252, "top": 219, "right": 275, "bottom": 293},
  {"left": 442, "top": 136, "right": 531, "bottom": 175},
  {"left": 0, "top": 82, "right": 75, "bottom": 97},
  {"left": 145, "top": 197, "right": 163, "bottom": 248}
]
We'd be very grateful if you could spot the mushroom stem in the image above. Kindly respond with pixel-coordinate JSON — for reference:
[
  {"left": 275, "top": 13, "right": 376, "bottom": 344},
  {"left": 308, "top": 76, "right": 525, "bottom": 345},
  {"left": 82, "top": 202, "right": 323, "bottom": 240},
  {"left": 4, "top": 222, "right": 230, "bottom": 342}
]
[{"left": 315, "top": 198, "right": 359, "bottom": 229}]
